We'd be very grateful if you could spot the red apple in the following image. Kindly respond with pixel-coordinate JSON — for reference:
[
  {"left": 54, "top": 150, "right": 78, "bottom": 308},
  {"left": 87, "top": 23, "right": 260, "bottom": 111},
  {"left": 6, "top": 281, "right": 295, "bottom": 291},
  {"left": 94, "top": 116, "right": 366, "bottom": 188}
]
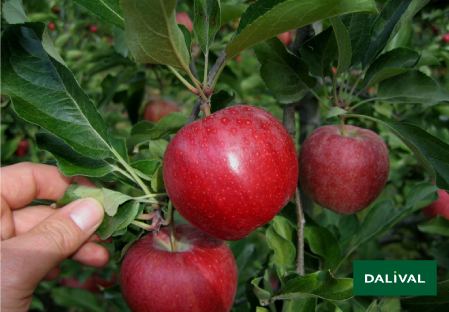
[
  {"left": 89, "top": 25, "right": 98, "bottom": 33},
  {"left": 15, "top": 139, "right": 29, "bottom": 157},
  {"left": 442, "top": 33, "right": 449, "bottom": 43},
  {"left": 163, "top": 105, "right": 298, "bottom": 240},
  {"left": 120, "top": 225, "right": 238, "bottom": 312},
  {"left": 48, "top": 22, "right": 56, "bottom": 31},
  {"left": 423, "top": 189, "right": 449, "bottom": 219},
  {"left": 299, "top": 125, "right": 390, "bottom": 214},
  {"left": 176, "top": 12, "right": 193, "bottom": 33},
  {"left": 277, "top": 31, "right": 292, "bottom": 46},
  {"left": 52, "top": 6, "right": 60, "bottom": 14},
  {"left": 143, "top": 99, "right": 180, "bottom": 123}
]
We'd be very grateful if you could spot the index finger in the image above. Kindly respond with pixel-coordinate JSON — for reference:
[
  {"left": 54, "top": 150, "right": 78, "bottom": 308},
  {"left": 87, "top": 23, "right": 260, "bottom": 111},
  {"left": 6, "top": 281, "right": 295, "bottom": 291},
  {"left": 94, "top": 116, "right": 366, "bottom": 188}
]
[{"left": 0, "top": 162, "right": 91, "bottom": 209}]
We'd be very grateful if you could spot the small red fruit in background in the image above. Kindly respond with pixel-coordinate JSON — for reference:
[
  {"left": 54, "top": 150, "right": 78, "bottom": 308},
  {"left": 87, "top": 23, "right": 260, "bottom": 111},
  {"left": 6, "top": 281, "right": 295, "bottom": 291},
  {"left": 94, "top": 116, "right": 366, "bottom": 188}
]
[
  {"left": 422, "top": 183, "right": 449, "bottom": 220},
  {"left": 236, "top": 55, "right": 242, "bottom": 62},
  {"left": 48, "top": 23, "right": 56, "bottom": 31},
  {"left": 62, "top": 274, "right": 116, "bottom": 293},
  {"left": 299, "top": 125, "right": 390, "bottom": 214},
  {"left": 442, "top": 33, "right": 449, "bottom": 43},
  {"left": 277, "top": 31, "right": 292, "bottom": 46},
  {"left": 163, "top": 105, "right": 298, "bottom": 240},
  {"left": 52, "top": 6, "right": 60, "bottom": 14},
  {"left": 120, "top": 225, "right": 238, "bottom": 312},
  {"left": 89, "top": 25, "right": 98, "bottom": 33},
  {"left": 176, "top": 12, "right": 193, "bottom": 32},
  {"left": 143, "top": 99, "right": 180, "bottom": 123},
  {"left": 15, "top": 139, "right": 29, "bottom": 157}
]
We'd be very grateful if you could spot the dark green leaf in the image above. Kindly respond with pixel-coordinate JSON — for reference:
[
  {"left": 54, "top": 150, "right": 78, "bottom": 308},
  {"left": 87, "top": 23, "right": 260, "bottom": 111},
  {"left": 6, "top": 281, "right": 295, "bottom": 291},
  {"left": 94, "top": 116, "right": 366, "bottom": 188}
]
[
  {"left": 131, "top": 121, "right": 156, "bottom": 135},
  {"left": 404, "top": 181, "right": 439, "bottom": 211},
  {"left": 330, "top": 17, "right": 352, "bottom": 75},
  {"left": 210, "top": 90, "right": 235, "bottom": 113},
  {"left": 363, "top": 48, "right": 420, "bottom": 87},
  {"left": 73, "top": 0, "right": 124, "bottom": 30},
  {"left": 52, "top": 287, "right": 103, "bottom": 312},
  {"left": 36, "top": 133, "right": 113, "bottom": 177},
  {"left": 317, "top": 210, "right": 359, "bottom": 251},
  {"left": 1, "top": 23, "right": 114, "bottom": 160},
  {"left": 266, "top": 222, "right": 296, "bottom": 268},
  {"left": 273, "top": 271, "right": 353, "bottom": 302},
  {"left": 252, "top": 277, "right": 271, "bottom": 306},
  {"left": 401, "top": 280, "right": 449, "bottom": 312},
  {"left": 362, "top": 0, "right": 431, "bottom": 67},
  {"left": 343, "top": 14, "right": 372, "bottom": 65},
  {"left": 178, "top": 24, "right": 192, "bottom": 62},
  {"left": 121, "top": 0, "right": 190, "bottom": 70},
  {"left": 148, "top": 113, "right": 187, "bottom": 140},
  {"left": 377, "top": 70, "right": 449, "bottom": 105},
  {"left": 220, "top": 4, "right": 246, "bottom": 25},
  {"left": 299, "top": 27, "right": 337, "bottom": 77},
  {"left": 226, "top": 0, "right": 377, "bottom": 60},
  {"left": 378, "top": 297, "right": 401, "bottom": 312},
  {"left": 418, "top": 216, "right": 449, "bottom": 237},
  {"left": 149, "top": 139, "right": 168, "bottom": 160},
  {"left": 97, "top": 201, "right": 141, "bottom": 239},
  {"left": 131, "top": 160, "right": 161, "bottom": 177},
  {"left": 304, "top": 225, "right": 341, "bottom": 271},
  {"left": 193, "top": 0, "right": 221, "bottom": 55},
  {"left": 282, "top": 298, "right": 317, "bottom": 312},
  {"left": 151, "top": 166, "right": 164, "bottom": 192},
  {"left": 254, "top": 37, "right": 316, "bottom": 104},
  {"left": 416, "top": 51, "right": 440, "bottom": 67}
]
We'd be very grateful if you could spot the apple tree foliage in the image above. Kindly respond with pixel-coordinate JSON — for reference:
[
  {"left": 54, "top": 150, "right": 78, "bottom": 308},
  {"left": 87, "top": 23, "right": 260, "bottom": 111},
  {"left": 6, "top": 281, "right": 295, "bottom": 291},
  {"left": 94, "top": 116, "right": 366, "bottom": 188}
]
[{"left": 1, "top": 0, "right": 449, "bottom": 311}]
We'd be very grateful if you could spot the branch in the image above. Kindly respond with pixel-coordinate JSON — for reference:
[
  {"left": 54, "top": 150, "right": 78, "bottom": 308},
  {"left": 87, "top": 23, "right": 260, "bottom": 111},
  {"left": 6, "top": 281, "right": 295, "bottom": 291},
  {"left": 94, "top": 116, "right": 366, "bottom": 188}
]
[
  {"left": 291, "top": 24, "right": 315, "bottom": 56},
  {"left": 283, "top": 103, "right": 296, "bottom": 141}
]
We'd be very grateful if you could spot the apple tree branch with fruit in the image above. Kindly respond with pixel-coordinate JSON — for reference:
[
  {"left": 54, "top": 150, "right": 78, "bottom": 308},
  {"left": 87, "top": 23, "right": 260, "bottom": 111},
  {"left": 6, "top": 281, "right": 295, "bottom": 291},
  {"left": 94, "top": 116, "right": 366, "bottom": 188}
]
[{"left": 2, "top": 0, "right": 449, "bottom": 311}]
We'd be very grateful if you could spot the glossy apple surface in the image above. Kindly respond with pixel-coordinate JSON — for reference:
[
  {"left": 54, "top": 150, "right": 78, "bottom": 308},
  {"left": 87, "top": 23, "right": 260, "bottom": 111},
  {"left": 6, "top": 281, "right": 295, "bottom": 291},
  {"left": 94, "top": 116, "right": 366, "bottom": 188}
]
[
  {"left": 423, "top": 189, "right": 449, "bottom": 219},
  {"left": 120, "top": 225, "right": 238, "bottom": 312},
  {"left": 163, "top": 105, "right": 298, "bottom": 240},
  {"left": 143, "top": 99, "right": 180, "bottom": 123},
  {"left": 176, "top": 12, "right": 193, "bottom": 32},
  {"left": 299, "top": 125, "right": 389, "bottom": 214}
]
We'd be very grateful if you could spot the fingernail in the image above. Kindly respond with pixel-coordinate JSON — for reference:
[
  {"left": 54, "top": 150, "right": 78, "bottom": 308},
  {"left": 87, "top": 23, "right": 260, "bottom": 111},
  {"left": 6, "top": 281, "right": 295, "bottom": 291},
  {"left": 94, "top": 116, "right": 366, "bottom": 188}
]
[{"left": 70, "top": 198, "right": 104, "bottom": 232}]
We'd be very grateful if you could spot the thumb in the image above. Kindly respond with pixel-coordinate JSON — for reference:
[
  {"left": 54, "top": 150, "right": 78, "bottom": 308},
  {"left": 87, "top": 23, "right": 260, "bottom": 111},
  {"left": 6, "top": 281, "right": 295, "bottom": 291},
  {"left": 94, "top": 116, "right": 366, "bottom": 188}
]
[{"left": 4, "top": 198, "right": 104, "bottom": 285}]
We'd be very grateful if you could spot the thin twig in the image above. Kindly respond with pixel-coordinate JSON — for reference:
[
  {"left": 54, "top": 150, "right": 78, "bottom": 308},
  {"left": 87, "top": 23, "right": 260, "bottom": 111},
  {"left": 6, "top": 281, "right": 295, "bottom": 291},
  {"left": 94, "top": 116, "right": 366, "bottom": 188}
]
[
  {"left": 295, "top": 187, "right": 305, "bottom": 275},
  {"left": 291, "top": 24, "right": 315, "bottom": 55},
  {"left": 283, "top": 103, "right": 296, "bottom": 141}
]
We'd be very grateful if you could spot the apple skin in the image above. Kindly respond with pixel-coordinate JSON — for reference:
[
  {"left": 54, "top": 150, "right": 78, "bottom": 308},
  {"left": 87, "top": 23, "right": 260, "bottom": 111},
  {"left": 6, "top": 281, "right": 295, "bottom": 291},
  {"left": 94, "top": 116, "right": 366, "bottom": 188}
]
[
  {"left": 120, "top": 225, "right": 238, "bottom": 312},
  {"left": 163, "top": 105, "right": 298, "bottom": 240},
  {"left": 143, "top": 99, "right": 180, "bottom": 123},
  {"left": 422, "top": 189, "right": 449, "bottom": 219},
  {"left": 277, "top": 31, "right": 292, "bottom": 46},
  {"left": 176, "top": 12, "right": 193, "bottom": 32},
  {"left": 299, "top": 125, "right": 390, "bottom": 214}
]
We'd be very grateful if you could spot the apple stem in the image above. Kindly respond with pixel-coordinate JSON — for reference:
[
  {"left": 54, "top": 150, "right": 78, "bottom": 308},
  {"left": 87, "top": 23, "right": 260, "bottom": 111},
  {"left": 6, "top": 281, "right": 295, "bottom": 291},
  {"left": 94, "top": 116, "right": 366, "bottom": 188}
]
[
  {"left": 165, "top": 201, "right": 178, "bottom": 252},
  {"left": 339, "top": 116, "right": 347, "bottom": 137},
  {"left": 202, "top": 105, "right": 211, "bottom": 116}
]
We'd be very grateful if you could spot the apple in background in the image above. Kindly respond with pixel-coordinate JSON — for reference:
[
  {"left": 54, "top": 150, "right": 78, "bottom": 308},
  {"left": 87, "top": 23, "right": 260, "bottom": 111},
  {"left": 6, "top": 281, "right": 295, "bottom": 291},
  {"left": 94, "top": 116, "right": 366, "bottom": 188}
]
[
  {"left": 62, "top": 274, "right": 116, "bottom": 293},
  {"left": 89, "top": 25, "right": 98, "bottom": 33},
  {"left": 277, "top": 31, "right": 292, "bottom": 46},
  {"left": 120, "top": 225, "right": 238, "bottom": 312},
  {"left": 442, "top": 33, "right": 449, "bottom": 43},
  {"left": 143, "top": 99, "right": 180, "bottom": 123},
  {"left": 15, "top": 139, "right": 29, "bottom": 157},
  {"left": 163, "top": 105, "right": 298, "bottom": 240},
  {"left": 299, "top": 125, "right": 390, "bottom": 214},
  {"left": 48, "top": 22, "right": 56, "bottom": 31},
  {"left": 52, "top": 6, "right": 60, "bottom": 14},
  {"left": 422, "top": 187, "right": 449, "bottom": 220},
  {"left": 176, "top": 12, "right": 193, "bottom": 32}
]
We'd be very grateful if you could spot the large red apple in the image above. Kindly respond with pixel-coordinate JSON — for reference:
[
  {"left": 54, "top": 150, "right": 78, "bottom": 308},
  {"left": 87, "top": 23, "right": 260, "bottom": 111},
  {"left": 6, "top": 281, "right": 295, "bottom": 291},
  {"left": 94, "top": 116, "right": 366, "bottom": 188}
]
[
  {"left": 120, "top": 225, "right": 238, "bottom": 312},
  {"left": 163, "top": 105, "right": 298, "bottom": 240},
  {"left": 143, "top": 99, "right": 180, "bottom": 123},
  {"left": 176, "top": 12, "right": 193, "bottom": 33},
  {"left": 299, "top": 125, "right": 389, "bottom": 214},
  {"left": 422, "top": 189, "right": 449, "bottom": 219}
]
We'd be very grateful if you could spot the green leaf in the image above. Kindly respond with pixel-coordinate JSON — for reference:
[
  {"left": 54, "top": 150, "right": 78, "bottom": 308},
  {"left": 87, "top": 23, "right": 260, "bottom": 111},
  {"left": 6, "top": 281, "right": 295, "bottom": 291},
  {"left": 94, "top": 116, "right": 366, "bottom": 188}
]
[
  {"left": 220, "top": 4, "right": 246, "bottom": 25},
  {"left": 330, "top": 17, "right": 352, "bottom": 75},
  {"left": 304, "top": 225, "right": 341, "bottom": 271},
  {"left": 378, "top": 297, "right": 401, "bottom": 312},
  {"left": 121, "top": 0, "right": 190, "bottom": 70},
  {"left": 282, "top": 298, "right": 317, "bottom": 312},
  {"left": 273, "top": 271, "right": 353, "bottom": 302},
  {"left": 416, "top": 51, "right": 440, "bottom": 67},
  {"left": 254, "top": 37, "right": 316, "bottom": 104},
  {"left": 148, "top": 113, "right": 187, "bottom": 140},
  {"left": 36, "top": 133, "right": 113, "bottom": 177},
  {"left": 418, "top": 216, "right": 449, "bottom": 237},
  {"left": 317, "top": 210, "right": 359, "bottom": 251},
  {"left": 113, "top": 27, "right": 129, "bottom": 57},
  {"left": 131, "top": 160, "right": 161, "bottom": 178},
  {"left": 343, "top": 14, "right": 372, "bottom": 65},
  {"left": 381, "top": 121, "right": 449, "bottom": 190},
  {"left": 266, "top": 223, "right": 296, "bottom": 268},
  {"left": 252, "top": 277, "right": 271, "bottom": 306},
  {"left": 377, "top": 70, "right": 449, "bottom": 105},
  {"left": 362, "top": 0, "right": 431, "bottom": 67},
  {"left": 73, "top": 0, "right": 124, "bottom": 30},
  {"left": 225, "top": 0, "right": 377, "bottom": 60},
  {"left": 151, "top": 166, "right": 164, "bottom": 192},
  {"left": 299, "top": 27, "right": 337, "bottom": 78},
  {"left": 1, "top": 23, "right": 114, "bottom": 160},
  {"left": 404, "top": 181, "right": 439, "bottom": 211},
  {"left": 210, "top": 90, "right": 235, "bottom": 113},
  {"left": 97, "top": 201, "right": 141, "bottom": 239},
  {"left": 193, "top": 0, "right": 221, "bottom": 56},
  {"left": 326, "top": 107, "right": 348, "bottom": 120},
  {"left": 52, "top": 287, "right": 103, "bottom": 312},
  {"left": 1, "top": 137, "right": 21, "bottom": 161},
  {"left": 131, "top": 121, "right": 156, "bottom": 135},
  {"left": 149, "top": 139, "right": 169, "bottom": 160},
  {"left": 178, "top": 24, "right": 192, "bottom": 63},
  {"left": 363, "top": 48, "right": 420, "bottom": 87},
  {"left": 74, "top": 187, "right": 133, "bottom": 216},
  {"left": 401, "top": 280, "right": 449, "bottom": 312},
  {"left": 2, "top": 0, "right": 28, "bottom": 24},
  {"left": 366, "top": 300, "right": 381, "bottom": 312}
]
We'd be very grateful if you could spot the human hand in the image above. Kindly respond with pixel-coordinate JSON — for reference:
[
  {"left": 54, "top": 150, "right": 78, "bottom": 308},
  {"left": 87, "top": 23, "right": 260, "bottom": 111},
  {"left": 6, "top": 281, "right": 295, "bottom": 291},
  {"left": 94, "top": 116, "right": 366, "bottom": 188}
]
[{"left": 1, "top": 163, "right": 108, "bottom": 312}]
